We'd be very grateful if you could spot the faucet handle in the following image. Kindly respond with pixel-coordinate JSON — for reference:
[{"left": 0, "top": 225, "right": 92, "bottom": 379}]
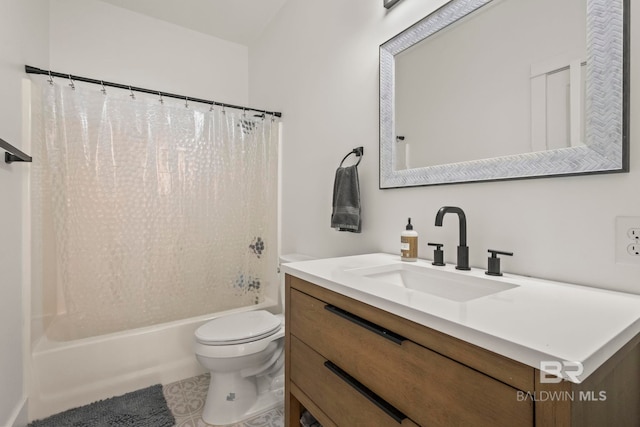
[
  {"left": 428, "top": 242, "right": 445, "bottom": 266},
  {"left": 486, "top": 249, "right": 513, "bottom": 276}
]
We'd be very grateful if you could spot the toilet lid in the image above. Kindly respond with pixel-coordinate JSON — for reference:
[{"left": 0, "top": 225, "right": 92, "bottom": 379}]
[{"left": 195, "top": 310, "right": 282, "bottom": 345}]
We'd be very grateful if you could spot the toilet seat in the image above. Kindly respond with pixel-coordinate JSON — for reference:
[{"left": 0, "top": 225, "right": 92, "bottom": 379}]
[{"left": 195, "top": 310, "right": 282, "bottom": 345}]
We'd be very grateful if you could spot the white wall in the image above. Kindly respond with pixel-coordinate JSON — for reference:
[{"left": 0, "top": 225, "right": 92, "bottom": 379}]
[
  {"left": 0, "top": 0, "right": 49, "bottom": 425},
  {"left": 49, "top": 0, "right": 249, "bottom": 105},
  {"left": 250, "top": 0, "right": 640, "bottom": 294}
]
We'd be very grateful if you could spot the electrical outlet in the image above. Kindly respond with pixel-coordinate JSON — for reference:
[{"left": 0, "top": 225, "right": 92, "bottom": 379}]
[{"left": 615, "top": 216, "right": 640, "bottom": 265}]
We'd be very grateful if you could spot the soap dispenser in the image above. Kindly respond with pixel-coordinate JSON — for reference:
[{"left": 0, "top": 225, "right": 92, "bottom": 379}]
[{"left": 401, "top": 218, "right": 418, "bottom": 262}]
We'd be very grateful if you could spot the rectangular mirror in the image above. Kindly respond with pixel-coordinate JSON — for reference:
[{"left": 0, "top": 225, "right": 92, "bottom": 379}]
[{"left": 379, "top": 0, "right": 629, "bottom": 188}]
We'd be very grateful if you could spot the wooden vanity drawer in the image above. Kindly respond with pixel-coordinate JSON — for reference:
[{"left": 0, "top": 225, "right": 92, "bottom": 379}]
[
  {"left": 290, "top": 288, "right": 533, "bottom": 427},
  {"left": 291, "top": 335, "right": 420, "bottom": 427}
]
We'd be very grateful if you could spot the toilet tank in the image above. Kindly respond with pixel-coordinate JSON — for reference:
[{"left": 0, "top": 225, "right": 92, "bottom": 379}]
[{"left": 279, "top": 254, "right": 316, "bottom": 311}]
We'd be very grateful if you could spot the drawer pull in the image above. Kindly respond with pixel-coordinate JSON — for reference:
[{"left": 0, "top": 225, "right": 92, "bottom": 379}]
[
  {"left": 324, "top": 361, "right": 407, "bottom": 424},
  {"left": 324, "top": 304, "right": 406, "bottom": 345}
]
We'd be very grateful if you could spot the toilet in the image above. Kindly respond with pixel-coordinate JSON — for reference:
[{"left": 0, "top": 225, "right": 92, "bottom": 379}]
[{"left": 194, "top": 254, "right": 314, "bottom": 425}]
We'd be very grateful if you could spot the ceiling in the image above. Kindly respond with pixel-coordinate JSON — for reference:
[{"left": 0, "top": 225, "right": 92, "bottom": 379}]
[{"left": 98, "top": 0, "right": 288, "bottom": 46}]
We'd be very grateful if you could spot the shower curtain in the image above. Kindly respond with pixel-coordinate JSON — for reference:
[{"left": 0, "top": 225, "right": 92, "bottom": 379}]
[{"left": 31, "top": 79, "right": 278, "bottom": 340}]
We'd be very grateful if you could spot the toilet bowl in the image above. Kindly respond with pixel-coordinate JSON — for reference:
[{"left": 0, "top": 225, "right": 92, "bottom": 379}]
[
  {"left": 194, "top": 310, "right": 285, "bottom": 425},
  {"left": 194, "top": 254, "right": 314, "bottom": 425}
]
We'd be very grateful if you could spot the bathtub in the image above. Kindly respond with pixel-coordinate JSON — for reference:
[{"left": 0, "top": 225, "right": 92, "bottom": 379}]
[{"left": 28, "top": 299, "right": 277, "bottom": 421}]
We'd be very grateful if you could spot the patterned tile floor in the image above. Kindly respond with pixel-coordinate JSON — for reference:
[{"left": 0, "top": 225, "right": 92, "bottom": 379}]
[{"left": 163, "top": 374, "right": 284, "bottom": 427}]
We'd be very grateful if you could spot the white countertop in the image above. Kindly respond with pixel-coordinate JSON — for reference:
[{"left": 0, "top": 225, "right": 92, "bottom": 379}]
[{"left": 281, "top": 253, "right": 640, "bottom": 383}]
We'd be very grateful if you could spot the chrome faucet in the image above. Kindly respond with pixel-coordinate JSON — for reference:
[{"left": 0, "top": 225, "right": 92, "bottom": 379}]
[{"left": 434, "top": 206, "right": 470, "bottom": 270}]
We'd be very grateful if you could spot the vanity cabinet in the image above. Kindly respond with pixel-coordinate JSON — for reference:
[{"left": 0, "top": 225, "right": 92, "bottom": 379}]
[{"left": 285, "top": 274, "right": 640, "bottom": 427}]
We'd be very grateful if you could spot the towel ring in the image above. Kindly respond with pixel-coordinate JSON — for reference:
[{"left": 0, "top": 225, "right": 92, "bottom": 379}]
[{"left": 339, "top": 147, "right": 364, "bottom": 167}]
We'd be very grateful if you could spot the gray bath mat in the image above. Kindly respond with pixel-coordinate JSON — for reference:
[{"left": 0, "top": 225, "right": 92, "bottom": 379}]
[{"left": 28, "top": 384, "right": 175, "bottom": 427}]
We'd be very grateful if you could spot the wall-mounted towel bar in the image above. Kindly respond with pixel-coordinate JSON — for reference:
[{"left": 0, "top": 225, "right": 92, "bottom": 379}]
[
  {"left": 339, "top": 146, "right": 364, "bottom": 167},
  {"left": 1, "top": 138, "right": 32, "bottom": 164}
]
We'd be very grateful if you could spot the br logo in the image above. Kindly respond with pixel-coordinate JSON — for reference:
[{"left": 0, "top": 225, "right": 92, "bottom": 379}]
[{"left": 540, "top": 361, "right": 584, "bottom": 383}]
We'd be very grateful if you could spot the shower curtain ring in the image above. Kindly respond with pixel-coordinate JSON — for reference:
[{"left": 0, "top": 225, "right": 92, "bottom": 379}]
[
  {"left": 222, "top": 105, "right": 226, "bottom": 114},
  {"left": 185, "top": 97, "right": 189, "bottom": 109},
  {"left": 68, "top": 74, "right": 75, "bottom": 90},
  {"left": 158, "top": 92, "right": 164, "bottom": 104},
  {"left": 209, "top": 102, "right": 215, "bottom": 112},
  {"left": 129, "top": 86, "right": 135, "bottom": 100},
  {"left": 47, "top": 70, "right": 54, "bottom": 85},
  {"left": 100, "top": 81, "right": 107, "bottom": 95}
]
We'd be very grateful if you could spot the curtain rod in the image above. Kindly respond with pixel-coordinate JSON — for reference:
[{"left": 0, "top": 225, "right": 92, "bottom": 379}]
[{"left": 25, "top": 65, "right": 282, "bottom": 118}]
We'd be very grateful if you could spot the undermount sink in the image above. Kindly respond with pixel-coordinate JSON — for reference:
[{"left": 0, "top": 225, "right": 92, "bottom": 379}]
[{"left": 346, "top": 263, "right": 518, "bottom": 302}]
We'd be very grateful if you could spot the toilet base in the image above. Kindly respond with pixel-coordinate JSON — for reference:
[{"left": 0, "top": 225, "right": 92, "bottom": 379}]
[{"left": 201, "top": 371, "right": 284, "bottom": 426}]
